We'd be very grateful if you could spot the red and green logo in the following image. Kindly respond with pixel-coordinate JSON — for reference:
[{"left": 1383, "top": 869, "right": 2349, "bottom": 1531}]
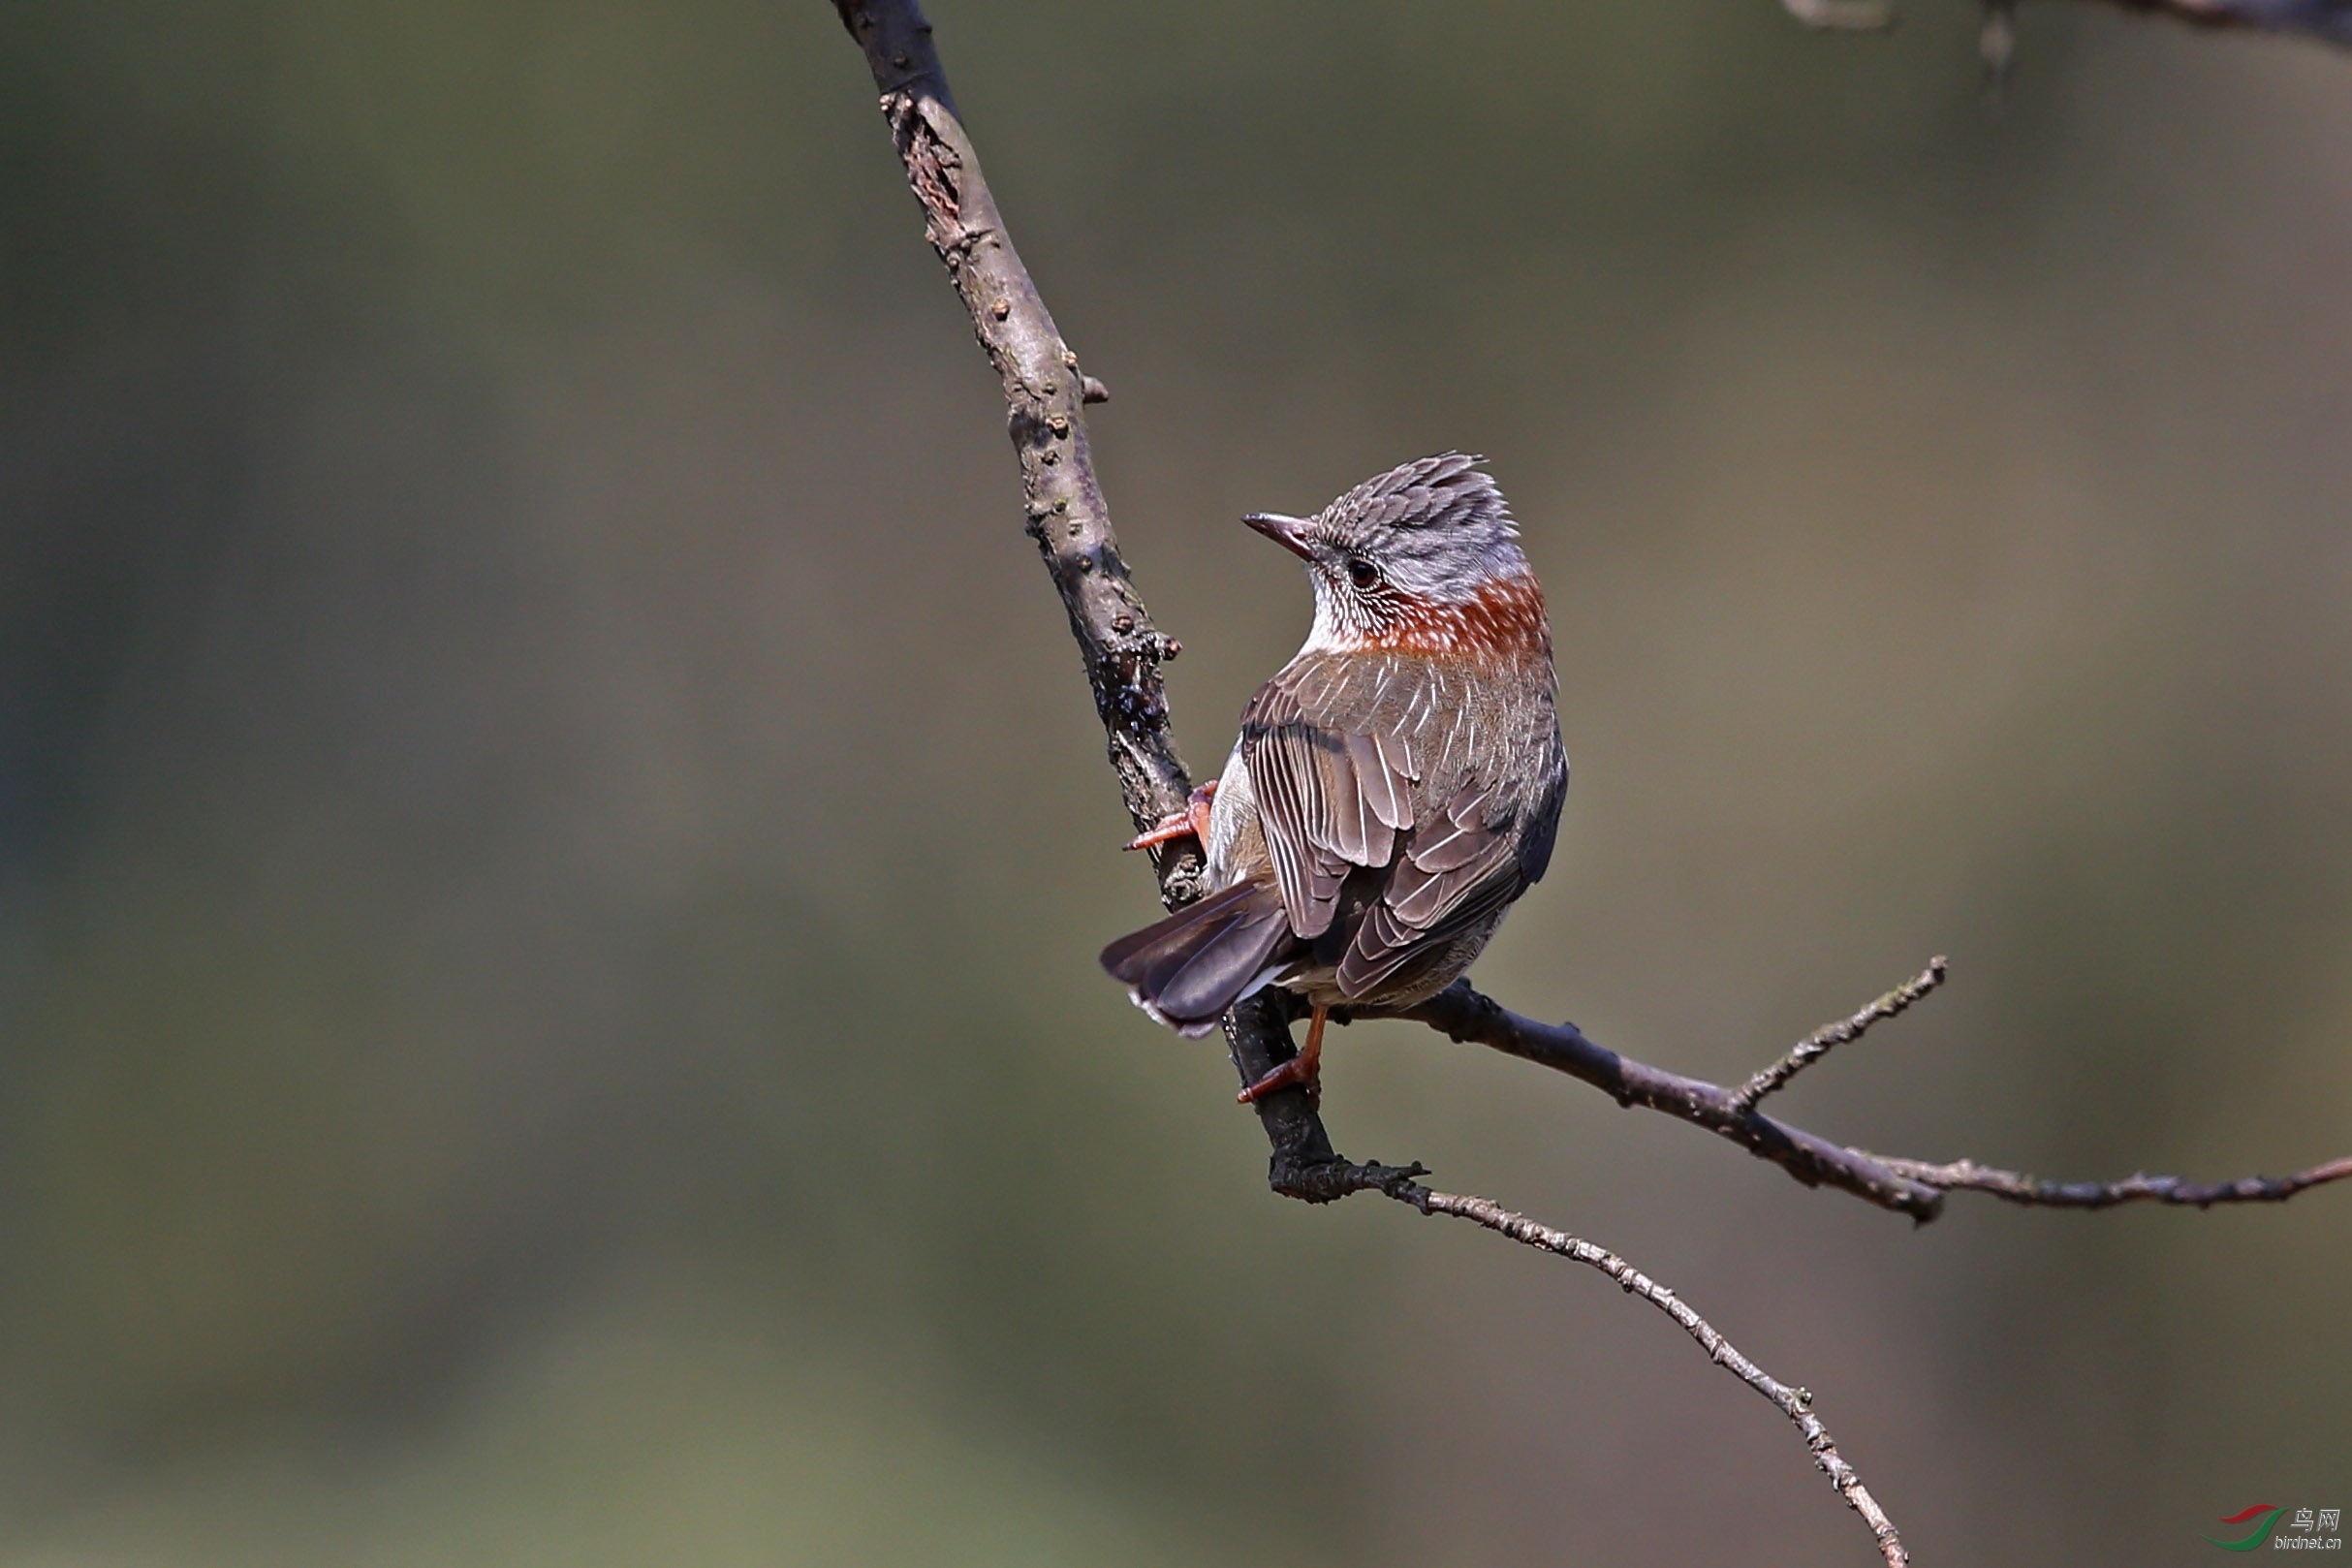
[{"left": 2207, "top": 1505, "right": 2286, "bottom": 1552}]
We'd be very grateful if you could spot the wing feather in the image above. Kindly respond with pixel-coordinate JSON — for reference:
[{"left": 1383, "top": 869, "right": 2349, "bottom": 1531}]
[
  {"left": 1346, "top": 731, "right": 1413, "bottom": 833},
  {"left": 1249, "top": 726, "right": 1346, "bottom": 937}
]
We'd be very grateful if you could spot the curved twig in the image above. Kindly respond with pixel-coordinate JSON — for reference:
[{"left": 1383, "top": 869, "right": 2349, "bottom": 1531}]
[{"left": 1310, "top": 1159, "right": 1909, "bottom": 1567}]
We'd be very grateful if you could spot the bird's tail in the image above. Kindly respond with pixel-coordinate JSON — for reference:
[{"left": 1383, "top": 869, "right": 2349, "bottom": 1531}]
[{"left": 1099, "top": 880, "right": 1292, "bottom": 1037}]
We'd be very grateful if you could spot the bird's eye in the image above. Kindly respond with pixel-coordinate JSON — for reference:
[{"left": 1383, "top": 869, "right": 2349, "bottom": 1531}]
[{"left": 1347, "top": 558, "right": 1380, "bottom": 590}]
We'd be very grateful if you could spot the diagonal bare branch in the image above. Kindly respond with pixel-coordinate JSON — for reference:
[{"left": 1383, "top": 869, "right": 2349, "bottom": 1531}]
[
  {"left": 1403, "top": 977, "right": 2352, "bottom": 1223},
  {"left": 829, "top": 0, "right": 1192, "bottom": 897},
  {"left": 830, "top": 0, "right": 1339, "bottom": 1187},
  {"left": 1404, "top": 982, "right": 1952, "bottom": 1219}
]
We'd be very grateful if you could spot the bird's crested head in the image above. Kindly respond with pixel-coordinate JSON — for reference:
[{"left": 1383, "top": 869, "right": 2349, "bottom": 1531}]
[{"left": 1245, "top": 453, "right": 1545, "bottom": 657}]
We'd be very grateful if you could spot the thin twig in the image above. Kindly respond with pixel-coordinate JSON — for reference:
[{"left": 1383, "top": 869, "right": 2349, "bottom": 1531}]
[
  {"left": 1731, "top": 956, "right": 1948, "bottom": 1115},
  {"left": 1312, "top": 1159, "right": 1909, "bottom": 1567},
  {"left": 1781, "top": 0, "right": 2352, "bottom": 46},
  {"left": 1869, "top": 1153, "right": 2352, "bottom": 1209}
]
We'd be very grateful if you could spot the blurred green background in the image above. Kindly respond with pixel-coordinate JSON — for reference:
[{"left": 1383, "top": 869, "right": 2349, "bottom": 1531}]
[{"left": 3, "top": 2, "right": 2348, "bottom": 1563}]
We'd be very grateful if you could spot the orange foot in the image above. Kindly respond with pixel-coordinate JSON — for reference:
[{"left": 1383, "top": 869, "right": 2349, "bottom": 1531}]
[
  {"left": 1125, "top": 779, "right": 1217, "bottom": 852},
  {"left": 1238, "top": 1004, "right": 1326, "bottom": 1105}
]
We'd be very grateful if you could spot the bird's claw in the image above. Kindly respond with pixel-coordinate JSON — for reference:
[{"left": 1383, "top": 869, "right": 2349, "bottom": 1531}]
[
  {"left": 1237, "top": 1002, "right": 1327, "bottom": 1106},
  {"left": 1124, "top": 780, "right": 1217, "bottom": 852},
  {"left": 1236, "top": 1054, "right": 1319, "bottom": 1105}
]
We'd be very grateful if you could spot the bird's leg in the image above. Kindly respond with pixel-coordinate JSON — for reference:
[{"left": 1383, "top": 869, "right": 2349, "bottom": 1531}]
[
  {"left": 1124, "top": 779, "right": 1217, "bottom": 852},
  {"left": 1237, "top": 1003, "right": 1326, "bottom": 1105}
]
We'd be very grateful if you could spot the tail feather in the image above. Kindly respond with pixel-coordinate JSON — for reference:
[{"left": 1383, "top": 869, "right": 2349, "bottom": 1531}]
[{"left": 1100, "top": 881, "right": 1293, "bottom": 1036}]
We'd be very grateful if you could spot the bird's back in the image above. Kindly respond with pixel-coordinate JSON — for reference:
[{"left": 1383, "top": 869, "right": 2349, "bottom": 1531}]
[{"left": 1215, "top": 628, "right": 1565, "bottom": 1009}]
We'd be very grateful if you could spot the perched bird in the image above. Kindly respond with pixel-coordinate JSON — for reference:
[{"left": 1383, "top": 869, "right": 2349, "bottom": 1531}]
[{"left": 1100, "top": 454, "right": 1567, "bottom": 1103}]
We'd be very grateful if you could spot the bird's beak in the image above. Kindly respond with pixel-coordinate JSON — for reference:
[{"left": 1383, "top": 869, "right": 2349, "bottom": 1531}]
[{"left": 1243, "top": 512, "right": 1315, "bottom": 561}]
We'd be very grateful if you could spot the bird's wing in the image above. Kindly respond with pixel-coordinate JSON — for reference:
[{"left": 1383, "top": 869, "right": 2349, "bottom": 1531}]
[
  {"left": 1334, "top": 777, "right": 1528, "bottom": 998},
  {"left": 1240, "top": 650, "right": 1557, "bottom": 995},
  {"left": 1239, "top": 651, "right": 1413, "bottom": 938}
]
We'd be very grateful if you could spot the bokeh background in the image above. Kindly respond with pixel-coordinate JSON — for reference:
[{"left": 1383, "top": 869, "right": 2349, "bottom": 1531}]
[{"left": 4, "top": 2, "right": 2349, "bottom": 1563}]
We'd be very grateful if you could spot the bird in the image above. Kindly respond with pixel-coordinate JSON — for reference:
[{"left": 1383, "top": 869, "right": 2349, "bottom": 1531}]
[{"left": 1099, "top": 453, "right": 1568, "bottom": 1105}]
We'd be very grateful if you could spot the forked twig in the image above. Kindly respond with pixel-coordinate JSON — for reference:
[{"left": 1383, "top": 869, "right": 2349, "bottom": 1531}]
[
  {"left": 1406, "top": 982, "right": 1950, "bottom": 1217},
  {"left": 1406, "top": 975, "right": 2352, "bottom": 1224}
]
